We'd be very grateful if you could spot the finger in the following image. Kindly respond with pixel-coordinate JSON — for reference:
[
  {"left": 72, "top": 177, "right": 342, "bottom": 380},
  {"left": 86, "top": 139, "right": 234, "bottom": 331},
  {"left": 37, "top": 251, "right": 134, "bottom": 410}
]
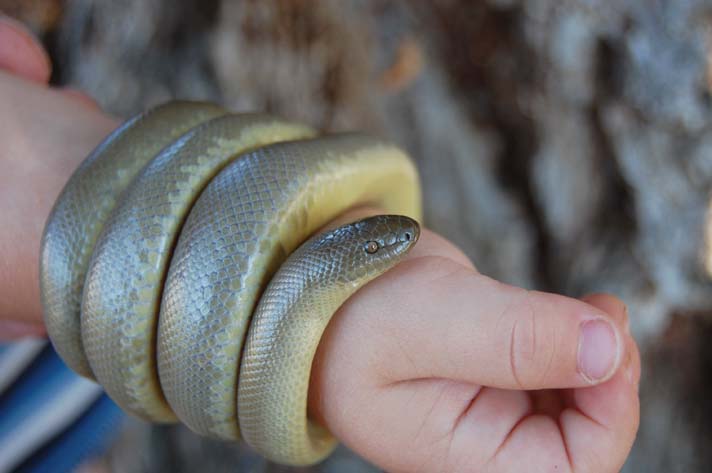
[
  {"left": 58, "top": 88, "right": 102, "bottom": 110},
  {"left": 0, "top": 15, "right": 51, "bottom": 83},
  {"left": 581, "top": 293, "right": 629, "bottom": 333},
  {"left": 0, "top": 320, "right": 46, "bottom": 341},
  {"left": 339, "top": 381, "right": 537, "bottom": 473},
  {"left": 325, "top": 232, "right": 626, "bottom": 391},
  {"left": 487, "top": 414, "right": 573, "bottom": 473},
  {"left": 559, "top": 297, "right": 640, "bottom": 473},
  {"left": 623, "top": 326, "right": 641, "bottom": 389}
]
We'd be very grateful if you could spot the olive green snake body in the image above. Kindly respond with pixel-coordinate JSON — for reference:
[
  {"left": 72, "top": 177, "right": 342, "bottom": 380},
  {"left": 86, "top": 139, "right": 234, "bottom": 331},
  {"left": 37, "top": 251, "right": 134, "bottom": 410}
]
[{"left": 40, "top": 101, "right": 421, "bottom": 465}]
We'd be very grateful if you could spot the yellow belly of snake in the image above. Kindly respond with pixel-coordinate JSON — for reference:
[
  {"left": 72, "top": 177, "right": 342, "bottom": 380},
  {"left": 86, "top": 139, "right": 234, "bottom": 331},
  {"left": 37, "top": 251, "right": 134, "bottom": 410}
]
[{"left": 39, "top": 101, "right": 421, "bottom": 466}]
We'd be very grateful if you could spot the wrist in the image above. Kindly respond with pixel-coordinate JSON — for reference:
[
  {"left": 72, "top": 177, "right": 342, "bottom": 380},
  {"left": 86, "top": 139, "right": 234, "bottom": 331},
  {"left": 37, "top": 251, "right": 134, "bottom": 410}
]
[{"left": 0, "top": 71, "right": 117, "bottom": 332}]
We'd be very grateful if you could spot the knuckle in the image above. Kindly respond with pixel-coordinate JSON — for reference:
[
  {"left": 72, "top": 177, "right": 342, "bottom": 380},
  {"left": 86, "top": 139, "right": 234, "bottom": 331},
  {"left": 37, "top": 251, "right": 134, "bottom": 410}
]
[{"left": 506, "top": 290, "right": 556, "bottom": 388}]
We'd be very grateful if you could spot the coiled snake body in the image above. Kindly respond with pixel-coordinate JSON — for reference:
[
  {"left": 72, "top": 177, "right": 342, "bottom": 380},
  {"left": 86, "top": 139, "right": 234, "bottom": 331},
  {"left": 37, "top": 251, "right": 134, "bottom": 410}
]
[{"left": 40, "top": 101, "right": 421, "bottom": 465}]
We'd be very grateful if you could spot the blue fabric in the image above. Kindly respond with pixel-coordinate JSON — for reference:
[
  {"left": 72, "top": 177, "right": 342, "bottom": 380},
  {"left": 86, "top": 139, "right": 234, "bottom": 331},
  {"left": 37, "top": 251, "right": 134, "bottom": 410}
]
[
  {"left": 0, "top": 346, "right": 66, "bottom": 436},
  {"left": 0, "top": 342, "right": 124, "bottom": 473},
  {"left": 14, "top": 395, "right": 123, "bottom": 473}
]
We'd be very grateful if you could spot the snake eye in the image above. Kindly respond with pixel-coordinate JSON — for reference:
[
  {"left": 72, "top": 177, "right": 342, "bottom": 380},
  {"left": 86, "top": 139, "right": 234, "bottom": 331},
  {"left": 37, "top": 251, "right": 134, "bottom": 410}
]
[
  {"left": 403, "top": 232, "right": 412, "bottom": 241},
  {"left": 364, "top": 241, "right": 379, "bottom": 254}
]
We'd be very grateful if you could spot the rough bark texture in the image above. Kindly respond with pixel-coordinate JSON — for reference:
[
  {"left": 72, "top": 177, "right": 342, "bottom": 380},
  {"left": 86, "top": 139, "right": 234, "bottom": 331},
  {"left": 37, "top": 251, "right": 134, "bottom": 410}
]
[{"left": 4, "top": 0, "right": 712, "bottom": 471}]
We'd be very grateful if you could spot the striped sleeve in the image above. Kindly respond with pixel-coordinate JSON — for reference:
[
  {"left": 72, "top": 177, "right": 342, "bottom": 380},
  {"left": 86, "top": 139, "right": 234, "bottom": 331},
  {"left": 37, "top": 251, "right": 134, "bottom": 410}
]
[{"left": 0, "top": 339, "right": 123, "bottom": 473}]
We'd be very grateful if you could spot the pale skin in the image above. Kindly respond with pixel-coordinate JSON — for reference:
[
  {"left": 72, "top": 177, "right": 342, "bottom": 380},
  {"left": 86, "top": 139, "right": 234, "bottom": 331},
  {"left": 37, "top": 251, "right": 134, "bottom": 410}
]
[{"left": 0, "top": 16, "right": 640, "bottom": 473}]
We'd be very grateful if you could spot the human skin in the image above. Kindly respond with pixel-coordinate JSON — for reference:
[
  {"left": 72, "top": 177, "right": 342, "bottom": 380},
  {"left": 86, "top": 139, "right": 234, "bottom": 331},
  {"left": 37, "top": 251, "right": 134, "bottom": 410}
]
[{"left": 0, "top": 16, "right": 639, "bottom": 472}]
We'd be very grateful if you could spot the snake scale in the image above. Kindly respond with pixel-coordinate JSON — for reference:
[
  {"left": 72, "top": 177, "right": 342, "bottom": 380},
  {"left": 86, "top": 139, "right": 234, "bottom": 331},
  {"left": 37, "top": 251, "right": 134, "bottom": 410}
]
[{"left": 40, "top": 101, "right": 421, "bottom": 465}]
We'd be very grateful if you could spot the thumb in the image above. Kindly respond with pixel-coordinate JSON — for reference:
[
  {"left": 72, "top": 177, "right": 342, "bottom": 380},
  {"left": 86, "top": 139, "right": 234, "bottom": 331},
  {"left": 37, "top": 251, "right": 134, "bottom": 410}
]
[
  {"left": 316, "top": 228, "right": 626, "bottom": 394},
  {"left": 0, "top": 15, "right": 51, "bottom": 84}
]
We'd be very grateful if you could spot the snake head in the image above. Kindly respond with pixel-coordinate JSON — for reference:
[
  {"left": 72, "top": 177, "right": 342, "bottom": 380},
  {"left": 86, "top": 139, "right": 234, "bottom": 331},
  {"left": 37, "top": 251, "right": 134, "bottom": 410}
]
[
  {"left": 302, "top": 214, "right": 420, "bottom": 285},
  {"left": 358, "top": 214, "right": 420, "bottom": 259}
]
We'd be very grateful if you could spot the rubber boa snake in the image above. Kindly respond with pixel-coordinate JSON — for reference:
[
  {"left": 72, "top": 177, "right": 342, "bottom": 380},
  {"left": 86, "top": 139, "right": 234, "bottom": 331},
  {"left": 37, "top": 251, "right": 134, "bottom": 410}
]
[{"left": 39, "top": 101, "right": 421, "bottom": 465}]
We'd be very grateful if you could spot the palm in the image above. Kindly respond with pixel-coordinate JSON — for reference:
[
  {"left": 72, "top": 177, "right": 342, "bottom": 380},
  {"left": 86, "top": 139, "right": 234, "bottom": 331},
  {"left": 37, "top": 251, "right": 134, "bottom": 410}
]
[{"left": 310, "top": 267, "right": 640, "bottom": 473}]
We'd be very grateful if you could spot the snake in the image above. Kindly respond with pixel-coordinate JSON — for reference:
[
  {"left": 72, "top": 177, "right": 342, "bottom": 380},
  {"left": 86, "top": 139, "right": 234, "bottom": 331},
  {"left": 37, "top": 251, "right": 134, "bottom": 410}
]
[{"left": 40, "top": 101, "right": 421, "bottom": 466}]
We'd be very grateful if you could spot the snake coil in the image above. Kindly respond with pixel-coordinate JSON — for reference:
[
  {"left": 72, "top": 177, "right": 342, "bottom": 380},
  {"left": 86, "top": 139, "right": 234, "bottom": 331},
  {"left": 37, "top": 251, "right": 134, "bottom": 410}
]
[{"left": 40, "top": 101, "right": 421, "bottom": 465}]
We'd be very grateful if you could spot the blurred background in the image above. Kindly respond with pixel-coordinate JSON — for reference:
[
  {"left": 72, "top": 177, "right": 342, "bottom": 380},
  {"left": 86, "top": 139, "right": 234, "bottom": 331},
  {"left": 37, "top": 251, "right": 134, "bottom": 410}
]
[{"left": 3, "top": 0, "right": 712, "bottom": 471}]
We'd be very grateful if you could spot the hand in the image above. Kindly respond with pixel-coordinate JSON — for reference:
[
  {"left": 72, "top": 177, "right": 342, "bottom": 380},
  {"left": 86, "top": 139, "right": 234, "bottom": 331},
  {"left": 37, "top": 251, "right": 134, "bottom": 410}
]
[
  {"left": 0, "top": 15, "right": 117, "bottom": 338},
  {"left": 0, "top": 18, "right": 640, "bottom": 472},
  {"left": 309, "top": 215, "right": 640, "bottom": 472}
]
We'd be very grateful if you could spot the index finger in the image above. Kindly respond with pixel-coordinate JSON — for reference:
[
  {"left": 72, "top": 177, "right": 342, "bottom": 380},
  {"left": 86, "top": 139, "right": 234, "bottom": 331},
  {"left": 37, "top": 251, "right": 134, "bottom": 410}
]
[
  {"left": 560, "top": 295, "right": 640, "bottom": 472},
  {"left": 0, "top": 15, "right": 51, "bottom": 84}
]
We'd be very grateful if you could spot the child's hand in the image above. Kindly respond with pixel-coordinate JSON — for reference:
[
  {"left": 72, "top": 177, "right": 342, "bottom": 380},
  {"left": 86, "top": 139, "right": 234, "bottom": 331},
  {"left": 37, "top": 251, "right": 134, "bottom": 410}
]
[
  {"left": 0, "top": 15, "right": 117, "bottom": 338},
  {"left": 0, "top": 16, "right": 639, "bottom": 472},
  {"left": 310, "top": 212, "right": 639, "bottom": 472}
]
